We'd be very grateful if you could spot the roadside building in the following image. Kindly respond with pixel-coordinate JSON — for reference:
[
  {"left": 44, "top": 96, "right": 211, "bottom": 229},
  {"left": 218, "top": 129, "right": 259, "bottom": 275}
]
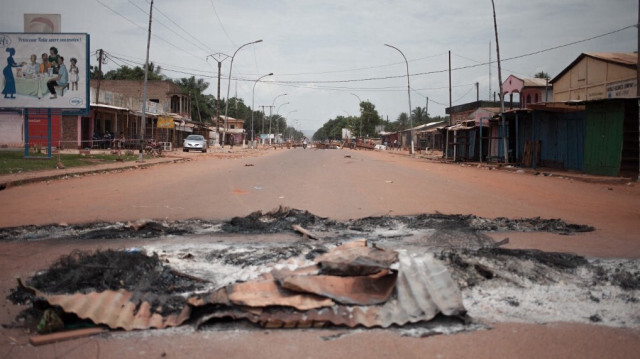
[
  {"left": 550, "top": 53, "right": 637, "bottom": 102},
  {"left": 502, "top": 74, "right": 553, "bottom": 108}
]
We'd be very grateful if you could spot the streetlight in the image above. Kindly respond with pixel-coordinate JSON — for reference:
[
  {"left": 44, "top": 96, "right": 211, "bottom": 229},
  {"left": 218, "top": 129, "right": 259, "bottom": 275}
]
[
  {"left": 384, "top": 43, "right": 414, "bottom": 155},
  {"left": 350, "top": 93, "right": 362, "bottom": 139},
  {"left": 251, "top": 72, "right": 273, "bottom": 148},
  {"left": 287, "top": 110, "right": 298, "bottom": 141},
  {"left": 270, "top": 93, "right": 287, "bottom": 144},
  {"left": 222, "top": 39, "right": 263, "bottom": 148},
  {"left": 275, "top": 102, "right": 289, "bottom": 144}
]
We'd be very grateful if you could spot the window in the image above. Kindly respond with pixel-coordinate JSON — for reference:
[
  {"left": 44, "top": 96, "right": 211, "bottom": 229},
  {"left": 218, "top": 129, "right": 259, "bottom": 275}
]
[{"left": 230, "top": 124, "right": 235, "bottom": 129}]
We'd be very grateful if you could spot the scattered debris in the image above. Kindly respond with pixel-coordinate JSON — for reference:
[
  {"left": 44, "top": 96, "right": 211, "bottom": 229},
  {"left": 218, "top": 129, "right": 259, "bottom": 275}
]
[
  {"left": 292, "top": 224, "right": 320, "bottom": 240},
  {"left": 4, "top": 208, "right": 638, "bottom": 339},
  {"left": 29, "top": 327, "right": 106, "bottom": 346}
]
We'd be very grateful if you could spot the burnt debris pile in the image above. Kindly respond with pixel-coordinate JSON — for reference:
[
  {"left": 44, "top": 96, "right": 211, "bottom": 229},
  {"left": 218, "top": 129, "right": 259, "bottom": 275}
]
[{"left": 0, "top": 207, "right": 593, "bottom": 243}]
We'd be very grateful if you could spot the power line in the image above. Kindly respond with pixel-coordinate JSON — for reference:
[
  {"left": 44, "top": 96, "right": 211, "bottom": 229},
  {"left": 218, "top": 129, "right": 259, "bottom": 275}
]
[
  {"left": 209, "top": 0, "right": 236, "bottom": 48},
  {"left": 129, "top": 0, "right": 212, "bottom": 55},
  {"left": 93, "top": 0, "right": 205, "bottom": 61},
  {"left": 142, "top": 0, "right": 215, "bottom": 54}
]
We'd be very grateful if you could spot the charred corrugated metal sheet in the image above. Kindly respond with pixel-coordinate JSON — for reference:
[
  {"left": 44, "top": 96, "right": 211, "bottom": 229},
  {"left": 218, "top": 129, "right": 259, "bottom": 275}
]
[
  {"left": 28, "top": 287, "right": 191, "bottom": 331},
  {"left": 227, "top": 280, "right": 335, "bottom": 310},
  {"left": 194, "top": 250, "right": 465, "bottom": 328},
  {"left": 280, "top": 270, "right": 397, "bottom": 305}
]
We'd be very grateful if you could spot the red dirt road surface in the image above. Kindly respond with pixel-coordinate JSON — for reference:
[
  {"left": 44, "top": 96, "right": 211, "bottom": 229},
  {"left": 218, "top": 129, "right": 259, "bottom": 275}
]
[{"left": 1, "top": 148, "right": 639, "bottom": 358}]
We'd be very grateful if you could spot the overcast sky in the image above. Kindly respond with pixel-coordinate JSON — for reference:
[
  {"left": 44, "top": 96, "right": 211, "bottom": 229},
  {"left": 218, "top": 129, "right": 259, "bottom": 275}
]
[{"left": 1, "top": 0, "right": 637, "bottom": 134}]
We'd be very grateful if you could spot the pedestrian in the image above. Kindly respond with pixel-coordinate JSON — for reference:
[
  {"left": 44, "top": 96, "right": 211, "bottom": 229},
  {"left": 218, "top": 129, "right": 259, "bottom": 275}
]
[{"left": 229, "top": 134, "right": 235, "bottom": 149}]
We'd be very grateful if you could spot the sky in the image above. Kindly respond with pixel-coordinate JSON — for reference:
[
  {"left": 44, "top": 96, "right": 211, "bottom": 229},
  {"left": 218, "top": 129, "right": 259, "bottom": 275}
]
[{"left": 1, "top": 0, "right": 637, "bottom": 135}]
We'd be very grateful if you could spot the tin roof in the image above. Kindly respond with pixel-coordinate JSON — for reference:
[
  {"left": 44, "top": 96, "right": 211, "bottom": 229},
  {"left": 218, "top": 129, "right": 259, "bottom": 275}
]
[{"left": 551, "top": 52, "right": 637, "bottom": 83}]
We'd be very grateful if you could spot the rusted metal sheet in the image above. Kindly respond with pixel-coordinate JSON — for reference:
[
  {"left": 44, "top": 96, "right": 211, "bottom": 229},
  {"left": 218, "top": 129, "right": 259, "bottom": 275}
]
[
  {"left": 227, "top": 280, "right": 334, "bottom": 310},
  {"left": 315, "top": 240, "right": 398, "bottom": 276},
  {"left": 280, "top": 270, "right": 397, "bottom": 305},
  {"left": 30, "top": 287, "right": 191, "bottom": 331},
  {"left": 196, "top": 251, "right": 465, "bottom": 328}
]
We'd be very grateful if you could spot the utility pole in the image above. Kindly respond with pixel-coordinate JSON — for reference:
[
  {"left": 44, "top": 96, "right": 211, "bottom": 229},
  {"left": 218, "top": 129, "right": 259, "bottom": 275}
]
[
  {"left": 95, "top": 49, "right": 106, "bottom": 104},
  {"left": 489, "top": 41, "right": 492, "bottom": 101},
  {"left": 492, "top": 0, "right": 507, "bottom": 164},
  {"left": 448, "top": 51, "right": 452, "bottom": 126},
  {"left": 637, "top": 0, "right": 639, "bottom": 181},
  {"left": 139, "top": 0, "right": 153, "bottom": 162},
  {"left": 206, "top": 53, "right": 230, "bottom": 143},
  {"left": 476, "top": 82, "right": 480, "bottom": 102},
  {"left": 425, "top": 97, "right": 429, "bottom": 121}
]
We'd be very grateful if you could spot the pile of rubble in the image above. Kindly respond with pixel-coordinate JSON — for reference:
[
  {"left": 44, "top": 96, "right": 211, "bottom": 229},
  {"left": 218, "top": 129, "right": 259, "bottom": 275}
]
[{"left": 9, "top": 238, "right": 467, "bottom": 343}]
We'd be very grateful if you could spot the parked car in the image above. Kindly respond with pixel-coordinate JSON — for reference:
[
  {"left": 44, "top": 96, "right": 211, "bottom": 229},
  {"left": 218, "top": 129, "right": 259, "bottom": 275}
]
[{"left": 183, "top": 135, "right": 207, "bottom": 152}]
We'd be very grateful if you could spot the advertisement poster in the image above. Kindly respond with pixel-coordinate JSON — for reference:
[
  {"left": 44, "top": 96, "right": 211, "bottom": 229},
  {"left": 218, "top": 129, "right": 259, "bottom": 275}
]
[{"left": 0, "top": 32, "right": 89, "bottom": 111}]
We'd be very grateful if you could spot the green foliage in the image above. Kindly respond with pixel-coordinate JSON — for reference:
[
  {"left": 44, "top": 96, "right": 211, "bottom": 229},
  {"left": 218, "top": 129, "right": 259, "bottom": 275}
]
[
  {"left": 0, "top": 151, "right": 140, "bottom": 175},
  {"left": 534, "top": 71, "right": 550, "bottom": 80},
  {"left": 312, "top": 115, "right": 350, "bottom": 141},
  {"left": 104, "top": 62, "right": 166, "bottom": 81},
  {"left": 173, "top": 76, "right": 214, "bottom": 123},
  {"left": 359, "top": 101, "right": 382, "bottom": 137}
]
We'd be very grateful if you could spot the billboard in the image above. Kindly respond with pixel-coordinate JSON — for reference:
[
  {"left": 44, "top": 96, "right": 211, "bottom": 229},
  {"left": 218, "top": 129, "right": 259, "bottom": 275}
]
[
  {"left": 0, "top": 32, "right": 89, "bottom": 112},
  {"left": 24, "top": 14, "right": 61, "bottom": 33}
]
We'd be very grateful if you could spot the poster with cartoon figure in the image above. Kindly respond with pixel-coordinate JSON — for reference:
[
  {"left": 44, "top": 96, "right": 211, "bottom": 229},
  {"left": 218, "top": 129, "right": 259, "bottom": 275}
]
[{"left": 0, "top": 32, "right": 89, "bottom": 111}]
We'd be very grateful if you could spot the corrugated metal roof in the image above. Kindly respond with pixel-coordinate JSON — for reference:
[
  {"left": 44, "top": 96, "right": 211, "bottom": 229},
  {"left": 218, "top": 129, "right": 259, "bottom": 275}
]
[
  {"left": 28, "top": 286, "right": 191, "bottom": 331},
  {"left": 586, "top": 52, "right": 637, "bottom": 66},
  {"left": 193, "top": 244, "right": 466, "bottom": 328},
  {"left": 522, "top": 78, "right": 548, "bottom": 87},
  {"left": 551, "top": 52, "right": 637, "bottom": 83}
]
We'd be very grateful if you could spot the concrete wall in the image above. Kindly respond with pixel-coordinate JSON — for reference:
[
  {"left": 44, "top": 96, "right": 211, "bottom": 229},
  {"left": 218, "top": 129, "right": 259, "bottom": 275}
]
[{"left": 0, "top": 112, "right": 24, "bottom": 147}]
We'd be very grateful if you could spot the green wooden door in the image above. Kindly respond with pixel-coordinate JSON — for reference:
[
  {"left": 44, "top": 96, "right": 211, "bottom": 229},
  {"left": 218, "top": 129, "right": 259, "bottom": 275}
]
[{"left": 584, "top": 103, "right": 624, "bottom": 176}]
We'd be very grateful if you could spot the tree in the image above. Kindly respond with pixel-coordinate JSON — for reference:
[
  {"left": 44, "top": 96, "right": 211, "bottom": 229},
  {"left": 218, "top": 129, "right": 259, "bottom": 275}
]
[
  {"left": 104, "top": 62, "right": 166, "bottom": 80},
  {"left": 534, "top": 71, "right": 550, "bottom": 80},
  {"left": 396, "top": 112, "right": 409, "bottom": 131},
  {"left": 411, "top": 106, "right": 428, "bottom": 125},
  {"left": 359, "top": 101, "right": 382, "bottom": 137},
  {"left": 173, "top": 76, "right": 214, "bottom": 123}
]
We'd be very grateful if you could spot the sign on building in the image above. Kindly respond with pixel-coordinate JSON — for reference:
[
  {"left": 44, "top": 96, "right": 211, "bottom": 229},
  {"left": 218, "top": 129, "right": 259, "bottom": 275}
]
[
  {"left": 0, "top": 32, "right": 89, "bottom": 112},
  {"left": 607, "top": 79, "right": 637, "bottom": 99},
  {"left": 157, "top": 116, "right": 175, "bottom": 129}
]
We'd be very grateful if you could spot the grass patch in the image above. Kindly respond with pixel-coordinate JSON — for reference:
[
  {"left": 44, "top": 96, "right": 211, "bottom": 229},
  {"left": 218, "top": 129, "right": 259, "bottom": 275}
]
[{"left": 0, "top": 150, "right": 142, "bottom": 175}]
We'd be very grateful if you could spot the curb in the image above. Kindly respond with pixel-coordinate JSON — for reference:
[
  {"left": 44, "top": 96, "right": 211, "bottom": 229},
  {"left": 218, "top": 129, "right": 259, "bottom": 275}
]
[{"left": 0, "top": 157, "right": 188, "bottom": 190}]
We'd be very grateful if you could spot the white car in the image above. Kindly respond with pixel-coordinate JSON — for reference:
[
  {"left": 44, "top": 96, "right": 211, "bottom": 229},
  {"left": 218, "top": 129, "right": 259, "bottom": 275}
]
[{"left": 183, "top": 135, "right": 207, "bottom": 152}]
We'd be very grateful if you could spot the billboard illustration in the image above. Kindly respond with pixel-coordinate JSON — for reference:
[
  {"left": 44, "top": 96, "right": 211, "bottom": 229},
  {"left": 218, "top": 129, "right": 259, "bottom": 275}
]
[{"left": 0, "top": 32, "right": 89, "bottom": 111}]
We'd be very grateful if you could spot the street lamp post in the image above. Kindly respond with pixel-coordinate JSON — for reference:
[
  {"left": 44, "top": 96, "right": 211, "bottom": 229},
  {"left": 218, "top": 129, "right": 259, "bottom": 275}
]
[
  {"left": 384, "top": 44, "right": 414, "bottom": 155},
  {"left": 223, "top": 39, "right": 263, "bottom": 148},
  {"left": 350, "top": 93, "right": 362, "bottom": 140},
  {"left": 287, "top": 110, "right": 298, "bottom": 141},
  {"left": 270, "top": 93, "right": 287, "bottom": 144},
  {"left": 275, "top": 102, "right": 289, "bottom": 144},
  {"left": 251, "top": 72, "right": 273, "bottom": 149}
]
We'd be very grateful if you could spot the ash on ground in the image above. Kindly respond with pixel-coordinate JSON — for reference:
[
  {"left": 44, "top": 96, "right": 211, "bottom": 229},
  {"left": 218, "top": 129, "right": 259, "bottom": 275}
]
[{"left": 4, "top": 208, "right": 639, "bottom": 332}]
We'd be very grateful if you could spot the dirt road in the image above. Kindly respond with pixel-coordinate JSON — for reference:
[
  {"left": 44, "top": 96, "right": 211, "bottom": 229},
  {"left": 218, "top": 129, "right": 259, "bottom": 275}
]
[
  {"left": 1, "top": 147, "right": 639, "bottom": 358},
  {"left": 2, "top": 148, "right": 638, "bottom": 256}
]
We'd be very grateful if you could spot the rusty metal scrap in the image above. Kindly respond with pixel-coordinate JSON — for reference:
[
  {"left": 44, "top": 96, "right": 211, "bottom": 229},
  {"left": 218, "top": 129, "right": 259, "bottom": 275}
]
[
  {"left": 195, "top": 249, "right": 466, "bottom": 328},
  {"left": 280, "top": 270, "right": 397, "bottom": 305},
  {"left": 26, "top": 286, "right": 191, "bottom": 331},
  {"left": 227, "top": 280, "right": 335, "bottom": 310},
  {"left": 315, "top": 240, "right": 399, "bottom": 276}
]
